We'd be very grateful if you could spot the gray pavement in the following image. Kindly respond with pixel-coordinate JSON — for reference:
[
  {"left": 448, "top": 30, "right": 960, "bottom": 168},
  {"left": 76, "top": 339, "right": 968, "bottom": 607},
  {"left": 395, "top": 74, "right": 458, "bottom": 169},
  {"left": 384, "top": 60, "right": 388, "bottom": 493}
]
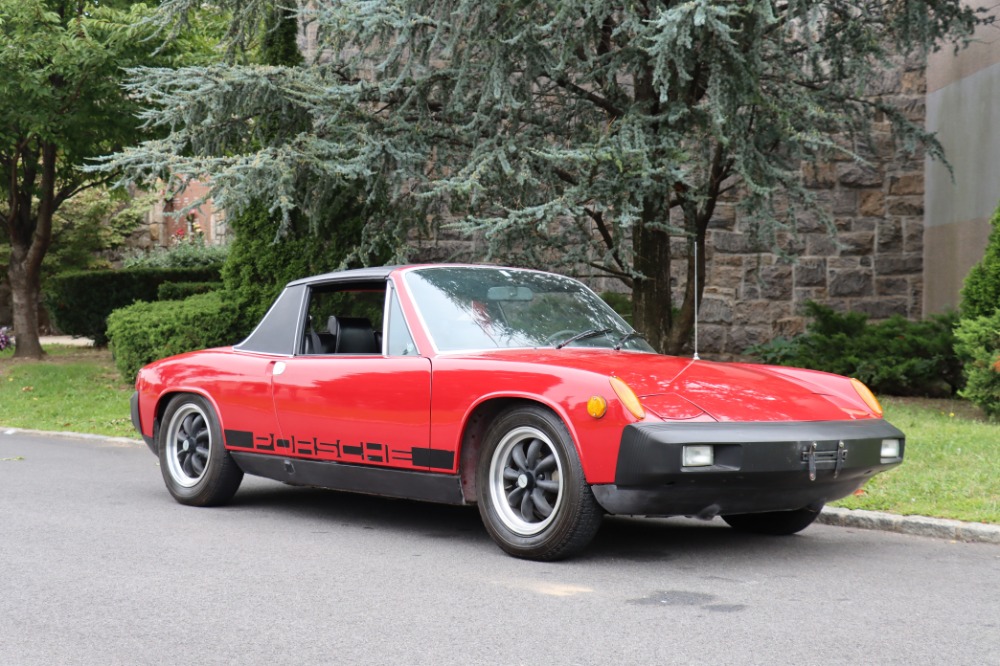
[{"left": 2, "top": 428, "right": 1000, "bottom": 666}]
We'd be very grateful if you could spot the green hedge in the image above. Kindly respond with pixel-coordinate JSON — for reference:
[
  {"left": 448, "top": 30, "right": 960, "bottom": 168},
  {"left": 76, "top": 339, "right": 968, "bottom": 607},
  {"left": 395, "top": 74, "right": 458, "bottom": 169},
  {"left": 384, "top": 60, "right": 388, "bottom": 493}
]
[
  {"left": 747, "top": 301, "right": 963, "bottom": 397},
  {"left": 46, "top": 266, "right": 222, "bottom": 346},
  {"left": 954, "top": 309, "right": 1000, "bottom": 419},
  {"left": 157, "top": 281, "right": 222, "bottom": 301},
  {"left": 106, "top": 291, "right": 242, "bottom": 382}
]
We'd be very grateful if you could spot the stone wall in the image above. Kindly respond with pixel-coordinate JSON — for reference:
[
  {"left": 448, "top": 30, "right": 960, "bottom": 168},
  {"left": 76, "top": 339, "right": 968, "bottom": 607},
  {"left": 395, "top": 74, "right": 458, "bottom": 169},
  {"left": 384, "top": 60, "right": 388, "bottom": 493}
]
[{"left": 697, "top": 62, "right": 926, "bottom": 355}]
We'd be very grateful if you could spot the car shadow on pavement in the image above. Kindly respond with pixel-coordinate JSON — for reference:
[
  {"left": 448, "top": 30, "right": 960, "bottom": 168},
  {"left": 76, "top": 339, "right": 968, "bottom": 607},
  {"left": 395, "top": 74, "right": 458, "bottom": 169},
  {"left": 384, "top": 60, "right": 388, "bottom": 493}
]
[{"left": 222, "top": 478, "right": 852, "bottom": 562}]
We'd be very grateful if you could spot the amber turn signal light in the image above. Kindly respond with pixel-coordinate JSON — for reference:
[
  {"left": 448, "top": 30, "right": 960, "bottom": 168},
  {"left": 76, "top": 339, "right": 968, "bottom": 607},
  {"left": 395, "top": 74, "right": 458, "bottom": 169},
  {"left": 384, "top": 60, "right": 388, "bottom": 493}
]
[{"left": 587, "top": 395, "right": 608, "bottom": 418}]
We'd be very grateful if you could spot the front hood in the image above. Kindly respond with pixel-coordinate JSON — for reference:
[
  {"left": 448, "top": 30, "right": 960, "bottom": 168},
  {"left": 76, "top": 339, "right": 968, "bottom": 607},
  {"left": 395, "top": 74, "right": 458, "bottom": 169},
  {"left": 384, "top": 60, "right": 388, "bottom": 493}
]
[{"left": 448, "top": 349, "right": 872, "bottom": 422}]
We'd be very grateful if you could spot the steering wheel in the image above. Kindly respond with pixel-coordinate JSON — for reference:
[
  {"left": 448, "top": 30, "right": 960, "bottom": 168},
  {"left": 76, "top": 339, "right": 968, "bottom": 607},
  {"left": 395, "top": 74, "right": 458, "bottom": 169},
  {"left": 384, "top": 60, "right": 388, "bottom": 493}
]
[{"left": 544, "top": 329, "right": 578, "bottom": 347}]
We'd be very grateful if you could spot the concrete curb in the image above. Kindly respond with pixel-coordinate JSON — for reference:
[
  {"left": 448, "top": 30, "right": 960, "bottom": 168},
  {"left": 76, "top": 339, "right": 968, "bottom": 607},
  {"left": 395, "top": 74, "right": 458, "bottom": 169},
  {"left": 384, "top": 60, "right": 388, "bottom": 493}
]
[
  {"left": 4, "top": 428, "right": 998, "bottom": 546},
  {"left": 819, "top": 506, "right": 1000, "bottom": 545},
  {"left": 1, "top": 427, "right": 143, "bottom": 447}
]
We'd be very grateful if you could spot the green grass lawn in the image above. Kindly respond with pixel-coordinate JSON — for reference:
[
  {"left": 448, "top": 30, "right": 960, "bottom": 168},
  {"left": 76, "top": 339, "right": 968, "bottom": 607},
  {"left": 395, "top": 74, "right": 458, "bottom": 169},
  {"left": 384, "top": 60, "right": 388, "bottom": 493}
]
[
  {"left": 2, "top": 345, "right": 997, "bottom": 522},
  {"left": 833, "top": 397, "right": 999, "bottom": 524},
  {"left": 0, "top": 345, "right": 135, "bottom": 438}
]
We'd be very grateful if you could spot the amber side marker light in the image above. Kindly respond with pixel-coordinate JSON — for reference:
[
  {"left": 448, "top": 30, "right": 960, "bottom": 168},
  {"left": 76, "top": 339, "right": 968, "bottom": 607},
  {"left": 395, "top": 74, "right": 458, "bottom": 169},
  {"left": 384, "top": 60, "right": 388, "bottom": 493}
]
[
  {"left": 587, "top": 395, "right": 608, "bottom": 419},
  {"left": 850, "top": 378, "right": 883, "bottom": 417},
  {"left": 609, "top": 376, "right": 646, "bottom": 420}
]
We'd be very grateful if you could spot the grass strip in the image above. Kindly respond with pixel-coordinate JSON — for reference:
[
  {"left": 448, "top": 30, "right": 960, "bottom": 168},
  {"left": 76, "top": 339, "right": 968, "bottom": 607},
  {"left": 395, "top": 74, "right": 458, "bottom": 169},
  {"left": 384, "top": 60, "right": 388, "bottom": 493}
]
[
  {"left": 0, "top": 346, "right": 135, "bottom": 438},
  {"left": 833, "top": 397, "right": 999, "bottom": 524}
]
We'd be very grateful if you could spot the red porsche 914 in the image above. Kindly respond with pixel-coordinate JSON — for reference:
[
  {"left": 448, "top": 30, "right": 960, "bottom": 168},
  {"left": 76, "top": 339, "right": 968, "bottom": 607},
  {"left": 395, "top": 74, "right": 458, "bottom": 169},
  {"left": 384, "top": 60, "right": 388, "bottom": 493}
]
[{"left": 131, "top": 264, "right": 904, "bottom": 560}]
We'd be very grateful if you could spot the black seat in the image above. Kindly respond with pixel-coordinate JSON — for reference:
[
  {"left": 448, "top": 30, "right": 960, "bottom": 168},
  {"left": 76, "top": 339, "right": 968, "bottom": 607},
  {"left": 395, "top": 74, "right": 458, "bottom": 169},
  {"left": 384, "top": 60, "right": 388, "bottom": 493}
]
[
  {"left": 304, "top": 316, "right": 339, "bottom": 354},
  {"left": 330, "top": 316, "right": 379, "bottom": 354}
]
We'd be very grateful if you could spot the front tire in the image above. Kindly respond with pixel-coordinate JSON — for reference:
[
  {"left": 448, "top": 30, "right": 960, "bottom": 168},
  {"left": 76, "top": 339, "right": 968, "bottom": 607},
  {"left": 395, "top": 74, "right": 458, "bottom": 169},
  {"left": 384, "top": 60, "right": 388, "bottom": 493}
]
[
  {"left": 476, "top": 405, "right": 602, "bottom": 560},
  {"left": 158, "top": 394, "right": 243, "bottom": 506},
  {"left": 722, "top": 505, "right": 823, "bottom": 535}
]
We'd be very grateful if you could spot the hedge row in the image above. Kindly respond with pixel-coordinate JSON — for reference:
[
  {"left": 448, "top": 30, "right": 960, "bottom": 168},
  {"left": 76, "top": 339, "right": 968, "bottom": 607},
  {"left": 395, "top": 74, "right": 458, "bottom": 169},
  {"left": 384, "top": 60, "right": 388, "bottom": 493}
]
[
  {"left": 46, "top": 266, "right": 222, "bottom": 345},
  {"left": 157, "top": 281, "right": 223, "bottom": 301},
  {"left": 747, "top": 302, "right": 962, "bottom": 398},
  {"left": 106, "top": 291, "right": 242, "bottom": 382}
]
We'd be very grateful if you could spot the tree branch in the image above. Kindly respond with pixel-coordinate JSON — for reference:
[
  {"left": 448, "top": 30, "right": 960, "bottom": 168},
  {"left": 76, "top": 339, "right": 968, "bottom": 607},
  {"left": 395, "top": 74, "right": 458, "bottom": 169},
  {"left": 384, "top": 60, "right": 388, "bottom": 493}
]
[
  {"left": 549, "top": 75, "right": 625, "bottom": 119},
  {"left": 584, "top": 207, "right": 628, "bottom": 275},
  {"left": 588, "top": 261, "right": 634, "bottom": 287}
]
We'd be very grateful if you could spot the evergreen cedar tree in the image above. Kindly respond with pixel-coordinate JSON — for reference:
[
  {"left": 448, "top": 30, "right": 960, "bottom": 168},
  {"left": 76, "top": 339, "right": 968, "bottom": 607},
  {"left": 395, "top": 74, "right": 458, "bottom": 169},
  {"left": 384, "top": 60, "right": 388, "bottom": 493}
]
[{"left": 102, "top": 0, "right": 983, "bottom": 354}]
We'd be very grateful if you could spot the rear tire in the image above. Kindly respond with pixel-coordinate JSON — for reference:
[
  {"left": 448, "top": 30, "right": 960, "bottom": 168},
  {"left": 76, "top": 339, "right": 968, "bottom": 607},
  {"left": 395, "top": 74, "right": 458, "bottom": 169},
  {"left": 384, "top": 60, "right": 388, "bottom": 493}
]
[
  {"left": 722, "top": 505, "right": 823, "bottom": 535},
  {"left": 158, "top": 394, "right": 243, "bottom": 507},
  {"left": 476, "top": 405, "right": 602, "bottom": 560}
]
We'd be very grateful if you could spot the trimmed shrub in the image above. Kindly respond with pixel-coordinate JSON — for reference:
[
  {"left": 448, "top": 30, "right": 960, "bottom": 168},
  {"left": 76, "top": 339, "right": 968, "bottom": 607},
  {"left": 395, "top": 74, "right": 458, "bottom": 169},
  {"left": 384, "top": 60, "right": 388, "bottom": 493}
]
[
  {"left": 960, "top": 205, "right": 1000, "bottom": 320},
  {"left": 46, "top": 266, "right": 222, "bottom": 346},
  {"left": 106, "top": 292, "right": 242, "bottom": 382},
  {"left": 954, "top": 309, "right": 1000, "bottom": 419},
  {"left": 747, "top": 301, "right": 963, "bottom": 397},
  {"left": 157, "top": 281, "right": 222, "bottom": 301}
]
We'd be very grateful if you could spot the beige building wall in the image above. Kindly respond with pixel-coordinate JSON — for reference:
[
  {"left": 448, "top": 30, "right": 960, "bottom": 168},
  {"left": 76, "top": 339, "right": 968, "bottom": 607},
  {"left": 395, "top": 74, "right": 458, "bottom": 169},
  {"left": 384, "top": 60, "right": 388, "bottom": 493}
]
[{"left": 924, "top": 2, "right": 1000, "bottom": 314}]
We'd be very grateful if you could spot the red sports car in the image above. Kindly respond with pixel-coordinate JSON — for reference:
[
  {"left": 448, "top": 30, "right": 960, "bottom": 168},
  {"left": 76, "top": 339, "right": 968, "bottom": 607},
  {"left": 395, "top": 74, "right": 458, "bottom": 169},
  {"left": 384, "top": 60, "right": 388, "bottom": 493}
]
[{"left": 131, "top": 265, "right": 904, "bottom": 560}]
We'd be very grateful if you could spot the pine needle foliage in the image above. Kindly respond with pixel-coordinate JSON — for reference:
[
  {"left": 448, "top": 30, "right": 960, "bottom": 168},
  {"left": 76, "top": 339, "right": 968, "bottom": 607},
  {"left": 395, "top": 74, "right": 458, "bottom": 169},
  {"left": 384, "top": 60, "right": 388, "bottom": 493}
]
[{"left": 100, "top": 0, "right": 984, "bottom": 353}]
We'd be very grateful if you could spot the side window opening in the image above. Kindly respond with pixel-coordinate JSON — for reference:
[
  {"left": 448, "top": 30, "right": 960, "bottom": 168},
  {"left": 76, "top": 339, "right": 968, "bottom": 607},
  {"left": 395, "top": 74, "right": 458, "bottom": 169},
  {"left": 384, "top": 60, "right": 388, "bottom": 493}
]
[{"left": 302, "top": 283, "right": 386, "bottom": 355}]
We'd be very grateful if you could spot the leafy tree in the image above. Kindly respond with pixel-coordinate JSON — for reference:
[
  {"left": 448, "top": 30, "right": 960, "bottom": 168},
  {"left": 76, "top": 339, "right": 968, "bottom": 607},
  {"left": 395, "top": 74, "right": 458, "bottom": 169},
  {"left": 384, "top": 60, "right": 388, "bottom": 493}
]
[
  {"left": 1, "top": 0, "right": 151, "bottom": 357},
  {"left": 103, "top": 0, "right": 982, "bottom": 353},
  {"left": 48, "top": 189, "right": 153, "bottom": 273},
  {"left": 0, "top": 0, "right": 219, "bottom": 358}
]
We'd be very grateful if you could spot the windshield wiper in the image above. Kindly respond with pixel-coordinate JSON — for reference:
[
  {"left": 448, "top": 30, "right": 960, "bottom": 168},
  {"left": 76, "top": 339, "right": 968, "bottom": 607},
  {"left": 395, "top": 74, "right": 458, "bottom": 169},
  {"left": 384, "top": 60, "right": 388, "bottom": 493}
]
[
  {"left": 554, "top": 328, "right": 613, "bottom": 349},
  {"left": 614, "top": 331, "right": 646, "bottom": 351}
]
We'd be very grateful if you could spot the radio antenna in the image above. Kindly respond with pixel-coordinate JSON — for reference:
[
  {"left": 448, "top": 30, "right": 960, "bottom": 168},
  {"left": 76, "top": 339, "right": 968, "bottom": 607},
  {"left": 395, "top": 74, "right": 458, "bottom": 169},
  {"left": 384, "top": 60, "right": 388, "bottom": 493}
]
[{"left": 692, "top": 235, "right": 700, "bottom": 361}]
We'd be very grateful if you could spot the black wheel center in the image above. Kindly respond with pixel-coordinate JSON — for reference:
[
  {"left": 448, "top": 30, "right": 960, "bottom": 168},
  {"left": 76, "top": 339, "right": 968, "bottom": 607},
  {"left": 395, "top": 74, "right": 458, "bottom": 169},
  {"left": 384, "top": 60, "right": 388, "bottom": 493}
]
[{"left": 516, "top": 472, "right": 535, "bottom": 490}]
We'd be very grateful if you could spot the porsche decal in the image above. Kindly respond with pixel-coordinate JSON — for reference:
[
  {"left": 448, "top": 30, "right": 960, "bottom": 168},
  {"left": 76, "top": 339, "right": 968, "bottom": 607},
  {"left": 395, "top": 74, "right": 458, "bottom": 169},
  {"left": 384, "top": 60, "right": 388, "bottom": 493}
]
[{"left": 223, "top": 429, "right": 454, "bottom": 470}]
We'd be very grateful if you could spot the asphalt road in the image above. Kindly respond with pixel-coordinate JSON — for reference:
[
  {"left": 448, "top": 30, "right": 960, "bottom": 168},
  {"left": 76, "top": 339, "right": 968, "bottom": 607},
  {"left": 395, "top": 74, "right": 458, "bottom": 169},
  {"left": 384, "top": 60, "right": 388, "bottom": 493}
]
[{"left": 2, "top": 431, "right": 998, "bottom": 666}]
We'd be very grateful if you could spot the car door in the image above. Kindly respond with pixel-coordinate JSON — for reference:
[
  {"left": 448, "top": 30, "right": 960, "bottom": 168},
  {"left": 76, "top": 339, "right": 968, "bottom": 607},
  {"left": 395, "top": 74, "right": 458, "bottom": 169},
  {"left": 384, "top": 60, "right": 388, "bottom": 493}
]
[{"left": 269, "top": 282, "right": 438, "bottom": 471}]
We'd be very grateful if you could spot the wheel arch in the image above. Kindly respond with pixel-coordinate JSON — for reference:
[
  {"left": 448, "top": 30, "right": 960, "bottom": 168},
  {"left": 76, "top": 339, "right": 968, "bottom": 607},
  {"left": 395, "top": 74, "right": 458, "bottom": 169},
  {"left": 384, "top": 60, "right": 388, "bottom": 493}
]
[
  {"left": 458, "top": 396, "right": 576, "bottom": 504},
  {"left": 152, "top": 389, "right": 224, "bottom": 447}
]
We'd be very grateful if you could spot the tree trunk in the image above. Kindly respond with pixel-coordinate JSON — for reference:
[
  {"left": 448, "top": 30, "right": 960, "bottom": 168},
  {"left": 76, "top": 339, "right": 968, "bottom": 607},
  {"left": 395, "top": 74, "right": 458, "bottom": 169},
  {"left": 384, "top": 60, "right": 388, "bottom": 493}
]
[
  {"left": 7, "top": 245, "right": 44, "bottom": 359},
  {"left": 5, "top": 141, "right": 57, "bottom": 360},
  {"left": 666, "top": 224, "right": 707, "bottom": 354},
  {"left": 631, "top": 205, "right": 675, "bottom": 355},
  {"left": 631, "top": 204, "right": 709, "bottom": 357}
]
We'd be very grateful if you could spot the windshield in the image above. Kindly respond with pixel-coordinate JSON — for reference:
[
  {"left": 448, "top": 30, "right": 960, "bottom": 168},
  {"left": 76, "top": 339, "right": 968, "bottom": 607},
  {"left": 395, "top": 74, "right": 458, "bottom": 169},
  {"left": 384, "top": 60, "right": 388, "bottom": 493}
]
[{"left": 404, "top": 266, "right": 654, "bottom": 353}]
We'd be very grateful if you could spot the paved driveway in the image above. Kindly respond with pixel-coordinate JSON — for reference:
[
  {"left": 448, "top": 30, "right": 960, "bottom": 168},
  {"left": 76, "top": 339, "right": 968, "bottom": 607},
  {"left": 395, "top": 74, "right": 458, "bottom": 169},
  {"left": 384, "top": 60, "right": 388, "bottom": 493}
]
[{"left": 2, "top": 431, "right": 998, "bottom": 665}]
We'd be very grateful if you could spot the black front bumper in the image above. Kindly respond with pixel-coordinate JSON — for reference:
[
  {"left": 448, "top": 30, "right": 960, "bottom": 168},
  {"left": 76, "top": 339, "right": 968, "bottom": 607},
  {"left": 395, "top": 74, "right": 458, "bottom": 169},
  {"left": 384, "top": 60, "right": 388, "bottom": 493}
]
[{"left": 591, "top": 419, "right": 904, "bottom": 518}]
